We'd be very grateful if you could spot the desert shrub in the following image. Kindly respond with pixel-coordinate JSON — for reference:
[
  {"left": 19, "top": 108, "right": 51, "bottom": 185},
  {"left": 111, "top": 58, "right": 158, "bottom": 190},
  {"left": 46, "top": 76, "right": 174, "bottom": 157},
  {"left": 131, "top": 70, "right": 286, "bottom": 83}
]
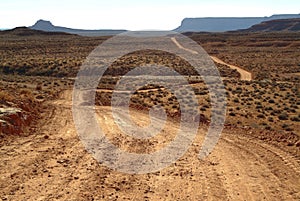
[
  {"left": 257, "top": 114, "right": 265, "bottom": 119},
  {"left": 168, "top": 97, "right": 174, "bottom": 102},
  {"left": 256, "top": 105, "right": 263, "bottom": 109},
  {"left": 290, "top": 116, "right": 300, "bottom": 122},
  {"left": 172, "top": 105, "right": 178, "bottom": 109},
  {"left": 233, "top": 98, "right": 239, "bottom": 103},
  {"left": 255, "top": 101, "right": 262, "bottom": 105},
  {"left": 265, "top": 106, "right": 273, "bottom": 111},
  {"left": 20, "top": 89, "right": 33, "bottom": 96},
  {"left": 36, "top": 84, "right": 42, "bottom": 90},
  {"left": 200, "top": 107, "right": 206, "bottom": 112},
  {"left": 0, "top": 91, "right": 13, "bottom": 102},
  {"left": 278, "top": 112, "right": 289, "bottom": 120},
  {"left": 203, "top": 104, "right": 210, "bottom": 108},
  {"left": 265, "top": 125, "right": 272, "bottom": 130},
  {"left": 54, "top": 82, "right": 60, "bottom": 87},
  {"left": 229, "top": 112, "right": 236, "bottom": 116},
  {"left": 246, "top": 95, "right": 253, "bottom": 101},
  {"left": 198, "top": 91, "right": 208, "bottom": 95},
  {"left": 291, "top": 104, "right": 298, "bottom": 109},
  {"left": 282, "top": 124, "right": 293, "bottom": 131},
  {"left": 260, "top": 122, "right": 268, "bottom": 126},
  {"left": 268, "top": 99, "right": 275, "bottom": 104}
]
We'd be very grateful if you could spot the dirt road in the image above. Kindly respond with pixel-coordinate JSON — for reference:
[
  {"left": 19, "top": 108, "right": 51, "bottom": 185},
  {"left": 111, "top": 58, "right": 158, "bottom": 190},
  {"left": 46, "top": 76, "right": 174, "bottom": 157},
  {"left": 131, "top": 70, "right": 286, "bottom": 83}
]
[
  {"left": 171, "top": 37, "right": 252, "bottom": 81},
  {"left": 0, "top": 90, "right": 299, "bottom": 200},
  {"left": 210, "top": 56, "right": 252, "bottom": 81}
]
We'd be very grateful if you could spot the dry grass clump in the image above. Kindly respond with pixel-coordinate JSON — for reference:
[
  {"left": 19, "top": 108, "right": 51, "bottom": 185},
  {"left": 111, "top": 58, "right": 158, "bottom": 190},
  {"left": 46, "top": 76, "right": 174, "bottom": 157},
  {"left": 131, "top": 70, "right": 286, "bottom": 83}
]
[{"left": 0, "top": 91, "right": 13, "bottom": 103}]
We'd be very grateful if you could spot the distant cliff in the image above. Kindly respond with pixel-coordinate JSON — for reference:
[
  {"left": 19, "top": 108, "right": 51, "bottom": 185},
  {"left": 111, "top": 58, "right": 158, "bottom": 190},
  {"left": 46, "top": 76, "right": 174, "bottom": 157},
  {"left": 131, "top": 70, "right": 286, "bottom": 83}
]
[
  {"left": 30, "top": 20, "right": 126, "bottom": 36},
  {"left": 0, "top": 27, "right": 73, "bottom": 36},
  {"left": 174, "top": 14, "right": 300, "bottom": 32},
  {"left": 240, "top": 18, "right": 300, "bottom": 32}
]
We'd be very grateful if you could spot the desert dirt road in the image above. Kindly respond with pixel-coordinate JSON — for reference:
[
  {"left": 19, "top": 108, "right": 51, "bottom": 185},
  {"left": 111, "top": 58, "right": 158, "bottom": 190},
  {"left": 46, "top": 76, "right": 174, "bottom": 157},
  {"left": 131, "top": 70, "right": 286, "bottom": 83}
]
[
  {"left": 171, "top": 37, "right": 252, "bottom": 81},
  {"left": 0, "top": 89, "right": 299, "bottom": 200},
  {"left": 210, "top": 56, "right": 252, "bottom": 81}
]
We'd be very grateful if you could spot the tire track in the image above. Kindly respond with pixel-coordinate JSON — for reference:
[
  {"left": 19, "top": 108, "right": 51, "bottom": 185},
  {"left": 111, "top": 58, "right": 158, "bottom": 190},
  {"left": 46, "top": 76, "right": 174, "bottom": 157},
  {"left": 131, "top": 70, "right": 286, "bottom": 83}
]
[
  {"left": 240, "top": 136, "right": 300, "bottom": 175},
  {"left": 212, "top": 139, "right": 264, "bottom": 200},
  {"left": 221, "top": 137, "right": 284, "bottom": 199},
  {"left": 1, "top": 89, "right": 299, "bottom": 200},
  {"left": 222, "top": 135, "right": 300, "bottom": 200}
]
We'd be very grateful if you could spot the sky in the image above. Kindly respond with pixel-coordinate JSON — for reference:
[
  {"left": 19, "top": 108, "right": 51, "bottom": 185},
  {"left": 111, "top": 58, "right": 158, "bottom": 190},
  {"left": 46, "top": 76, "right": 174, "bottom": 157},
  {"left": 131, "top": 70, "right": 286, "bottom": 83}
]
[{"left": 1, "top": 0, "right": 299, "bottom": 30}]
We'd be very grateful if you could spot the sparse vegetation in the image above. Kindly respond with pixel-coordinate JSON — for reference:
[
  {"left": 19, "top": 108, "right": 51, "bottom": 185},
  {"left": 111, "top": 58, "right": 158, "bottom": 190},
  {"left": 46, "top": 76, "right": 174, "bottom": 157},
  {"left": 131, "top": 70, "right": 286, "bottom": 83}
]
[
  {"left": 0, "top": 29, "right": 298, "bottom": 145},
  {"left": 0, "top": 24, "right": 300, "bottom": 201}
]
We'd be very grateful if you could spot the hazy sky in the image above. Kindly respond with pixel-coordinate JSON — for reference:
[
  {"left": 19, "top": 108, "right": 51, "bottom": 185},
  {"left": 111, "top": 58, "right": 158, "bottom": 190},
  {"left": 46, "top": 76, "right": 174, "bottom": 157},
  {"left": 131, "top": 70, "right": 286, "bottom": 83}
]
[{"left": 1, "top": 0, "right": 299, "bottom": 30}]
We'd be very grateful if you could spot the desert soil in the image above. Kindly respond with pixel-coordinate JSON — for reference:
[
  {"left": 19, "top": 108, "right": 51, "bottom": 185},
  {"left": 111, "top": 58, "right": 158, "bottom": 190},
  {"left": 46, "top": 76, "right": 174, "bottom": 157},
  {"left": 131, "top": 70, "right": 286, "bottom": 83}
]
[{"left": 0, "top": 89, "right": 299, "bottom": 200}]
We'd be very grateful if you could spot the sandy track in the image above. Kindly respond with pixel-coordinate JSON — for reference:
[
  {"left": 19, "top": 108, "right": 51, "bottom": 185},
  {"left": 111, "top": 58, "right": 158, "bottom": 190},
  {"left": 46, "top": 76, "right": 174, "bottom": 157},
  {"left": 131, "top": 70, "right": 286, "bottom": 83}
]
[
  {"left": 171, "top": 37, "right": 199, "bottom": 55},
  {"left": 0, "top": 89, "right": 299, "bottom": 200},
  {"left": 171, "top": 37, "right": 252, "bottom": 81},
  {"left": 210, "top": 56, "right": 252, "bottom": 81}
]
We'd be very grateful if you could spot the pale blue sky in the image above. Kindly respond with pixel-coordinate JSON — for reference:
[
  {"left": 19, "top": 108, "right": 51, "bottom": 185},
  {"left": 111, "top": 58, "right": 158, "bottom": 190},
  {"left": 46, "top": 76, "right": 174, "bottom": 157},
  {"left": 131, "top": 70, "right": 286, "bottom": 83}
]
[{"left": 1, "top": 0, "right": 299, "bottom": 30}]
